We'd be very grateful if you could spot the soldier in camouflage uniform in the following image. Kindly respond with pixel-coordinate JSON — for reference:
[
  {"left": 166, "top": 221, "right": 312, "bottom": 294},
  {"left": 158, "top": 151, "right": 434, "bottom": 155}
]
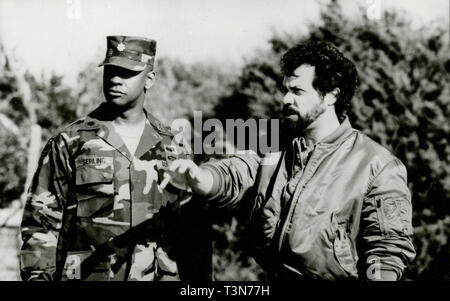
[{"left": 19, "top": 36, "right": 211, "bottom": 281}]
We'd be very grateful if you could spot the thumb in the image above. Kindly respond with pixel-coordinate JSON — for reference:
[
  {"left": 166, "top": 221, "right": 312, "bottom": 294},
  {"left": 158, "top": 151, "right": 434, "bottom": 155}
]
[{"left": 185, "top": 162, "right": 204, "bottom": 183}]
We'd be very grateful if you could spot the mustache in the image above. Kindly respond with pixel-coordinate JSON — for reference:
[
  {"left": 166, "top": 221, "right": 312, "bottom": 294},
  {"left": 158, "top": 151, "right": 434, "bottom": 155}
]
[{"left": 282, "top": 104, "right": 299, "bottom": 116}]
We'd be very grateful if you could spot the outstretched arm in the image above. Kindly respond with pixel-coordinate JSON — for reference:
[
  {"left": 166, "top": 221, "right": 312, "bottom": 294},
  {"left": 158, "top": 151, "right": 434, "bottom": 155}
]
[{"left": 163, "top": 153, "right": 261, "bottom": 208}]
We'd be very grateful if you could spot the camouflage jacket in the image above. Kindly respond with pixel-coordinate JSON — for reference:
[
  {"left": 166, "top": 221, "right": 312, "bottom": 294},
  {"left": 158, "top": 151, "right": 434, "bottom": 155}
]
[
  {"left": 20, "top": 104, "right": 211, "bottom": 281},
  {"left": 202, "top": 117, "right": 416, "bottom": 280}
]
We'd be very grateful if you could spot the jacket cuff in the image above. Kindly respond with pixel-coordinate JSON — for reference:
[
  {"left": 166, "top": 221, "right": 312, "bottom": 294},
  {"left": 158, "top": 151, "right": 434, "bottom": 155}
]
[
  {"left": 378, "top": 257, "right": 404, "bottom": 280},
  {"left": 365, "top": 249, "right": 406, "bottom": 280},
  {"left": 25, "top": 271, "right": 53, "bottom": 281},
  {"left": 200, "top": 164, "right": 222, "bottom": 200}
]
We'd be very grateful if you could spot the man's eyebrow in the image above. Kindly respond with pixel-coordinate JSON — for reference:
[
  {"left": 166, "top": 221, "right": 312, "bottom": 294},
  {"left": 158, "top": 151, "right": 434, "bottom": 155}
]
[{"left": 284, "top": 81, "right": 306, "bottom": 91}]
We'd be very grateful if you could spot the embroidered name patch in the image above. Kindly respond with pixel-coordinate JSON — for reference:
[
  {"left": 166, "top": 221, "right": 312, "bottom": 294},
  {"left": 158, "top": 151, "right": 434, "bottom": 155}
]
[{"left": 76, "top": 156, "right": 113, "bottom": 168}]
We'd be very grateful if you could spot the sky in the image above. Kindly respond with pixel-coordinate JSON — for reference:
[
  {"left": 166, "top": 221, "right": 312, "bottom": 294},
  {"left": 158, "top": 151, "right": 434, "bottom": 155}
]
[{"left": 0, "top": 0, "right": 448, "bottom": 84}]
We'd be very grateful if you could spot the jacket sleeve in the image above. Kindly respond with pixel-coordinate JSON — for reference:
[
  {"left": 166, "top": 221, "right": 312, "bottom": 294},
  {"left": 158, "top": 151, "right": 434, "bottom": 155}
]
[
  {"left": 360, "top": 157, "right": 416, "bottom": 280},
  {"left": 20, "top": 134, "right": 72, "bottom": 281},
  {"left": 200, "top": 152, "right": 261, "bottom": 208}
]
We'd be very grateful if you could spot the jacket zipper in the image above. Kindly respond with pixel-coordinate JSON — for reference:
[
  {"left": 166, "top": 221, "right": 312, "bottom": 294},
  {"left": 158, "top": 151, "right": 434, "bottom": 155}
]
[
  {"left": 276, "top": 147, "right": 320, "bottom": 253},
  {"left": 276, "top": 132, "right": 354, "bottom": 254},
  {"left": 375, "top": 198, "right": 387, "bottom": 236}
]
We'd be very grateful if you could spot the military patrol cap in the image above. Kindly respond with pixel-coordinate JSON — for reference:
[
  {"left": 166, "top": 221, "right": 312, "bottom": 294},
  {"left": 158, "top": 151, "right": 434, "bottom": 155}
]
[{"left": 99, "top": 36, "right": 157, "bottom": 71}]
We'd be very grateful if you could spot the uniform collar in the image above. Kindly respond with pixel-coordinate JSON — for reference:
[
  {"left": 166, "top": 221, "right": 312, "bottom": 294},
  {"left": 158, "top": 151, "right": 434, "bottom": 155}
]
[
  {"left": 78, "top": 103, "right": 174, "bottom": 161},
  {"left": 79, "top": 103, "right": 174, "bottom": 137}
]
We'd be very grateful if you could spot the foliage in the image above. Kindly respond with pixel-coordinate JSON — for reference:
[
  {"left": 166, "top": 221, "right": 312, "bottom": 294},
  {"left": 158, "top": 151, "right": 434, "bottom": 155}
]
[
  {"left": 148, "top": 58, "right": 235, "bottom": 124},
  {"left": 211, "top": 205, "right": 265, "bottom": 281},
  {"left": 0, "top": 47, "right": 28, "bottom": 207},
  {"left": 0, "top": 129, "right": 27, "bottom": 208},
  {"left": 0, "top": 0, "right": 448, "bottom": 280}
]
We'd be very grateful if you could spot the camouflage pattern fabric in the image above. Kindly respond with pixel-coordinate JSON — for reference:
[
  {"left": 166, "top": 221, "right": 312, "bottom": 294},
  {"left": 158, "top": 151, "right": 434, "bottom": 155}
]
[{"left": 20, "top": 104, "right": 195, "bottom": 281}]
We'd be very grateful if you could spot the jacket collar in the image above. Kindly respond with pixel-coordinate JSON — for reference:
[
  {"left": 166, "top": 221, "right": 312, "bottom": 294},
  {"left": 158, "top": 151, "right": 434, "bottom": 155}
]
[
  {"left": 287, "top": 116, "right": 354, "bottom": 175},
  {"left": 318, "top": 116, "right": 354, "bottom": 146},
  {"left": 291, "top": 116, "right": 354, "bottom": 153}
]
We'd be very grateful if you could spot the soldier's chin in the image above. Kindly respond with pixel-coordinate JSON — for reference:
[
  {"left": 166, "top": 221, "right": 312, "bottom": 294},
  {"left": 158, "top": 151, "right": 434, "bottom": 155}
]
[{"left": 106, "top": 96, "right": 130, "bottom": 107}]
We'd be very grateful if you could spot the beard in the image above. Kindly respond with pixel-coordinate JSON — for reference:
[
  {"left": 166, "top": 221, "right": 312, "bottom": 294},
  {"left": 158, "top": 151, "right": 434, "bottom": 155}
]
[{"left": 281, "top": 103, "right": 327, "bottom": 135}]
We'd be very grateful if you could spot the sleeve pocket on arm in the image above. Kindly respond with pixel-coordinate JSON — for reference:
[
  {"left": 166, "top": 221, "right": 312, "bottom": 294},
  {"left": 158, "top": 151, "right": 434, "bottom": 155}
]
[{"left": 375, "top": 197, "right": 413, "bottom": 238}]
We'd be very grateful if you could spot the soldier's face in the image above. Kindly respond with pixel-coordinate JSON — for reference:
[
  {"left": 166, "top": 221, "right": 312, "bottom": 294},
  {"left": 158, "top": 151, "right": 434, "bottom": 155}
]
[
  {"left": 282, "top": 64, "right": 327, "bottom": 131},
  {"left": 103, "top": 65, "right": 154, "bottom": 107}
]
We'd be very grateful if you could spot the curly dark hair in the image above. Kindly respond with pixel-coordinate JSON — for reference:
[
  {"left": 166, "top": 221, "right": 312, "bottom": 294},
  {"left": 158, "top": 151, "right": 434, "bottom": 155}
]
[{"left": 281, "top": 41, "right": 359, "bottom": 117}]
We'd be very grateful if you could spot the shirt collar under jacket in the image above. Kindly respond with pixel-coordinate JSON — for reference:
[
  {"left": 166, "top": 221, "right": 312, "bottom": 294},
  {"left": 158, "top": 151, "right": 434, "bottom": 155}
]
[
  {"left": 291, "top": 116, "right": 353, "bottom": 150},
  {"left": 290, "top": 116, "right": 354, "bottom": 167}
]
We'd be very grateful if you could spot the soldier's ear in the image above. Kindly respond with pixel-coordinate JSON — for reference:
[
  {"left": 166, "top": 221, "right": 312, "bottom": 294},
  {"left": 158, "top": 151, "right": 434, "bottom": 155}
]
[{"left": 145, "top": 71, "right": 156, "bottom": 90}]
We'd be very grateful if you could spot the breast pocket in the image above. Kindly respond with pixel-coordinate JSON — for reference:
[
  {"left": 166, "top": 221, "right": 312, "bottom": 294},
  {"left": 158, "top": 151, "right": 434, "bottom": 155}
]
[
  {"left": 333, "top": 222, "right": 359, "bottom": 278},
  {"left": 286, "top": 211, "right": 358, "bottom": 280},
  {"left": 75, "top": 157, "right": 115, "bottom": 217}
]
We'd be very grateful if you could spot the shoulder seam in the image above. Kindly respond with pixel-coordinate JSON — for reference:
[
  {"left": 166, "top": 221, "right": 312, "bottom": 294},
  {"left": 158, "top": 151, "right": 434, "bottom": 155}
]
[
  {"left": 54, "top": 118, "right": 85, "bottom": 135},
  {"left": 364, "top": 157, "right": 398, "bottom": 199}
]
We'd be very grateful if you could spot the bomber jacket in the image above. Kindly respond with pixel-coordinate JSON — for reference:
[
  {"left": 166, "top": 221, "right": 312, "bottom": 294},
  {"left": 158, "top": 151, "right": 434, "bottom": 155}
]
[
  {"left": 202, "top": 117, "right": 415, "bottom": 280},
  {"left": 20, "top": 103, "right": 211, "bottom": 281}
]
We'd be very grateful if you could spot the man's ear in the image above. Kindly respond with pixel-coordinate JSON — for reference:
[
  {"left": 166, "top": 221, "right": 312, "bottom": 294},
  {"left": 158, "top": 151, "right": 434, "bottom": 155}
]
[
  {"left": 145, "top": 70, "right": 156, "bottom": 90},
  {"left": 324, "top": 88, "right": 340, "bottom": 106}
]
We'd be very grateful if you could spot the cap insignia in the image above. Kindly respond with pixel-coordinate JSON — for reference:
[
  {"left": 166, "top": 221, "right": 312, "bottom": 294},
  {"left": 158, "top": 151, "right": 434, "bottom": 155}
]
[{"left": 117, "top": 43, "right": 126, "bottom": 52}]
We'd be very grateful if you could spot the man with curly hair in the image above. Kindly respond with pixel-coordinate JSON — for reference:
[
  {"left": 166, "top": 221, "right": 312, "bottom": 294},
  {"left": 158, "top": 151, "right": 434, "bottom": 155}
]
[{"left": 163, "top": 41, "right": 415, "bottom": 280}]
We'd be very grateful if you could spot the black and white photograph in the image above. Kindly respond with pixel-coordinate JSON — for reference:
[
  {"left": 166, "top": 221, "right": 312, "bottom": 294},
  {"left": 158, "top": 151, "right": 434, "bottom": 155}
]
[{"left": 0, "top": 0, "right": 449, "bottom": 289}]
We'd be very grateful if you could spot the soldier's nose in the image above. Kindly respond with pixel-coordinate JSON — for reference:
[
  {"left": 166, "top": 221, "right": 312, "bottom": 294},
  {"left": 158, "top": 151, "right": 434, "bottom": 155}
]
[{"left": 109, "top": 75, "right": 124, "bottom": 85}]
